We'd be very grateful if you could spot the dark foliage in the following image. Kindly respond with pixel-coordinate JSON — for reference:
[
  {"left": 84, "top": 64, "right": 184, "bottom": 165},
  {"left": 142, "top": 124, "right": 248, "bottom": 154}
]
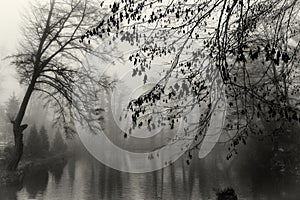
[
  {"left": 24, "top": 125, "right": 50, "bottom": 159},
  {"left": 51, "top": 131, "right": 68, "bottom": 154},
  {"left": 216, "top": 187, "right": 238, "bottom": 200}
]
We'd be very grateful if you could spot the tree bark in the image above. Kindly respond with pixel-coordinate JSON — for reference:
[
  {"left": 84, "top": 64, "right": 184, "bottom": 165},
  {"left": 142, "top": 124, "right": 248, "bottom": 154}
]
[
  {"left": 7, "top": 76, "right": 37, "bottom": 171},
  {"left": 7, "top": 125, "right": 26, "bottom": 171}
]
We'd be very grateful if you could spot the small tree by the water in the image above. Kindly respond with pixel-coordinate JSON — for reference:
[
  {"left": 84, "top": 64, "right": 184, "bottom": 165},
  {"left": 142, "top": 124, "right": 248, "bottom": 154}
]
[
  {"left": 39, "top": 126, "right": 50, "bottom": 157},
  {"left": 24, "top": 125, "right": 50, "bottom": 159},
  {"left": 51, "top": 131, "right": 67, "bottom": 155},
  {"left": 25, "top": 125, "right": 41, "bottom": 158},
  {"left": 5, "top": 94, "right": 19, "bottom": 124},
  {"left": 3, "top": 94, "right": 20, "bottom": 143}
]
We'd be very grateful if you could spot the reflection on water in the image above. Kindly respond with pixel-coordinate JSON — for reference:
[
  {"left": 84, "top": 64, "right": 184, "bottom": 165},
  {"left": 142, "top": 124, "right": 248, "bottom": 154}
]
[
  {"left": 24, "top": 166, "right": 49, "bottom": 199},
  {"left": 1, "top": 143, "right": 300, "bottom": 200}
]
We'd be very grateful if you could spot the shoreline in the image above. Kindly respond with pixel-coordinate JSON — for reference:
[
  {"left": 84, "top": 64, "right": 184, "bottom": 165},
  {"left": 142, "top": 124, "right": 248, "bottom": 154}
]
[{"left": 0, "top": 151, "right": 71, "bottom": 187}]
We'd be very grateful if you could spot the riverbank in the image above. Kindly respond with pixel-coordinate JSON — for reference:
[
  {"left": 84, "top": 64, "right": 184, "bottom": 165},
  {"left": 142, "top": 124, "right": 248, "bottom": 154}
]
[{"left": 0, "top": 152, "right": 71, "bottom": 186}]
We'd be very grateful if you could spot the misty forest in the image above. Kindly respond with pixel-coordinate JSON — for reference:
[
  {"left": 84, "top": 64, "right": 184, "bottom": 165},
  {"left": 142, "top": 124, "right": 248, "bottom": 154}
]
[{"left": 1, "top": 0, "right": 300, "bottom": 199}]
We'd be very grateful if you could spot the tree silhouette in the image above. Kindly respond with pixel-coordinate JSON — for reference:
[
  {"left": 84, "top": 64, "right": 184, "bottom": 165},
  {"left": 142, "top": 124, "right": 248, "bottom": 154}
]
[
  {"left": 39, "top": 125, "right": 50, "bottom": 157},
  {"left": 5, "top": 93, "right": 19, "bottom": 124},
  {"left": 6, "top": 0, "right": 115, "bottom": 170},
  {"left": 0, "top": 105, "right": 5, "bottom": 140},
  {"left": 51, "top": 131, "right": 68, "bottom": 154},
  {"left": 25, "top": 125, "right": 40, "bottom": 158},
  {"left": 2, "top": 94, "right": 20, "bottom": 144},
  {"left": 24, "top": 125, "right": 50, "bottom": 159},
  {"left": 83, "top": 0, "right": 300, "bottom": 159}
]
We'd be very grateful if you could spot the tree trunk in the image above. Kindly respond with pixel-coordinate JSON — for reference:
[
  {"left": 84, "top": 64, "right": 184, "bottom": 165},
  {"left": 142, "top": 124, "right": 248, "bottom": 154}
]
[
  {"left": 6, "top": 76, "right": 37, "bottom": 171},
  {"left": 5, "top": 1, "right": 55, "bottom": 171},
  {"left": 7, "top": 126, "right": 26, "bottom": 171}
]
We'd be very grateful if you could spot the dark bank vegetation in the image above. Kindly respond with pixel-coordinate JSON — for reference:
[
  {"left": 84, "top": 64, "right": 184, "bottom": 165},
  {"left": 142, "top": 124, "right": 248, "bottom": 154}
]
[
  {"left": 0, "top": 94, "right": 69, "bottom": 186},
  {"left": 216, "top": 187, "right": 238, "bottom": 200},
  {"left": 0, "top": 121, "right": 69, "bottom": 186}
]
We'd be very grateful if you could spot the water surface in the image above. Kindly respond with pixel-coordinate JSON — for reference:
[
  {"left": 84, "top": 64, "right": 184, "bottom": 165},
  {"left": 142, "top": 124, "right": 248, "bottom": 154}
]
[{"left": 1, "top": 143, "right": 299, "bottom": 200}]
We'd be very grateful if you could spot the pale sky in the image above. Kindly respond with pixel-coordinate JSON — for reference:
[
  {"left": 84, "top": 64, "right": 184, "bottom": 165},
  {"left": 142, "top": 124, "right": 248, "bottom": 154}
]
[
  {"left": 0, "top": 0, "right": 31, "bottom": 103},
  {"left": 0, "top": 0, "right": 173, "bottom": 105},
  {"left": 0, "top": 0, "right": 130, "bottom": 104}
]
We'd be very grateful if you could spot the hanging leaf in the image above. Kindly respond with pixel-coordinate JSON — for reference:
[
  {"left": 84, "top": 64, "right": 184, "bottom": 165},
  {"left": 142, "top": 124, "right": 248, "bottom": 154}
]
[{"left": 143, "top": 74, "right": 147, "bottom": 84}]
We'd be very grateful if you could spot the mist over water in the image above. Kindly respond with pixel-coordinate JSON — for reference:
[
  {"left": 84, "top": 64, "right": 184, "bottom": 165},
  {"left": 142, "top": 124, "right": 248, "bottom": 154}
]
[{"left": 1, "top": 136, "right": 300, "bottom": 200}]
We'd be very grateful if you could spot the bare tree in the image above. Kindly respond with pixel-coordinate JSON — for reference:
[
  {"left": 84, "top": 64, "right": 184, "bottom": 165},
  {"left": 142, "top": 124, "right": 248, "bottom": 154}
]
[
  {"left": 6, "top": 0, "right": 114, "bottom": 171},
  {"left": 83, "top": 0, "right": 300, "bottom": 160}
]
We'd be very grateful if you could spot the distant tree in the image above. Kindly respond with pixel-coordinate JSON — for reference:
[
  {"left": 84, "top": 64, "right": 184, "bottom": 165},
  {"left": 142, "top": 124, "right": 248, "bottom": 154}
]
[
  {"left": 5, "top": 93, "right": 20, "bottom": 124},
  {"left": 24, "top": 125, "right": 50, "bottom": 159},
  {"left": 51, "top": 131, "right": 68, "bottom": 154},
  {"left": 2, "top": 94, "right": 20, "bottom": 143},
  {"left": 6, "top": 0, "right": 115, "bottom": 170},
  {"left": 0, "top": 105, "right": 6, "bottom": 139},
  {"left": 25, "top": 125, "right": 41, "bottom": 158},
  {"left": 39, "top": 126, "right": 50, "bottom": 157}
]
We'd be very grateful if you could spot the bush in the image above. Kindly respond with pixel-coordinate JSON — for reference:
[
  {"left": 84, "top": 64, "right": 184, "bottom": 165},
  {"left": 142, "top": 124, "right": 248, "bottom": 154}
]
[
  {"left": 1, "top": 145, "right": 15, "bottom": 169},
  {"left": 216, "top": 188, "right": 238, "bottom": 200}
]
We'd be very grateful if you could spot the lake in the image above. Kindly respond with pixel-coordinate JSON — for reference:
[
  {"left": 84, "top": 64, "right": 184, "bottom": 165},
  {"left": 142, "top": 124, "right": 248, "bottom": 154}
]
[{"left": 0, "top": 143, "right": 300, "bottom": 200}]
